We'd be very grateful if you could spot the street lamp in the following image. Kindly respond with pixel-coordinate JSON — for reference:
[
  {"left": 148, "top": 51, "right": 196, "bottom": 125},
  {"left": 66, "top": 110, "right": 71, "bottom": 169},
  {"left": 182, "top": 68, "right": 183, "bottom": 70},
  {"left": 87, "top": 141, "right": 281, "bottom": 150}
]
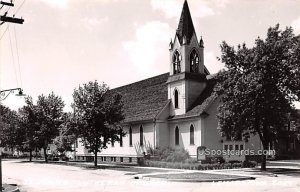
[
  {"left": 0, "top": 88, "right": 26, "bottom": 101},
  {"left": 0, "top": 87, "right": 26, "bottom": 192}
]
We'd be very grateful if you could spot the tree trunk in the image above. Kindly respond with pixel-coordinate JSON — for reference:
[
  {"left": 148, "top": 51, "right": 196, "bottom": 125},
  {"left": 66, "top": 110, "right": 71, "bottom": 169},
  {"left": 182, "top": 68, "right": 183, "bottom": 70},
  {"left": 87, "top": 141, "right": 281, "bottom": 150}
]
[
  {"left": 29, "top": 150, "right": 32, "bottom": 162},
  {"left": 35, "top": 148, "right": 38, "bottom": 159},
  {"left": 94, "top": 151, "right": 97, "bottom": 167},
  {"left": 260, "top": 141, "right": 268, "bottom": 171},
  {"left": 43, "top": 147, "right": 48, "bottom": 163}
]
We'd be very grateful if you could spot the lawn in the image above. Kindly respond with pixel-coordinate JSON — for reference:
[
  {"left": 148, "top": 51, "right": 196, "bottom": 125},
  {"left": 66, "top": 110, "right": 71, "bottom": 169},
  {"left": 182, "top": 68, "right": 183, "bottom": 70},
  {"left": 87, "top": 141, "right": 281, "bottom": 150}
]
[{"left": 145, "top": 172, "right": 255, "bottom": 182}]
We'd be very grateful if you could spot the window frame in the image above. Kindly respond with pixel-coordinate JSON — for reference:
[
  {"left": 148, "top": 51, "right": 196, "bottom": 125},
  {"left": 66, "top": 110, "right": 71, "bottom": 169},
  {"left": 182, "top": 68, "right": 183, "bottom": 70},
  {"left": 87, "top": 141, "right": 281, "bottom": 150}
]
[
  {"left": 129, "top": 126, "right": 133, "bottom": 147},
  {"left": 140, "top": 125, "right": 144, "bottom": 146},
  {"left": 190, "top": 49, "right": 199, "bottom": 73},
  {"left": 175, "top": 126, "right": 180, "bottom": 146},
  {"left": 173, "top": 51, "right": 181, "bottom": 74},
  {"left": 190, "top": 124, "right": 195, "bottom": 145},
  {"left": 174, "top": 89, "right": 179, "bottom": 109}
]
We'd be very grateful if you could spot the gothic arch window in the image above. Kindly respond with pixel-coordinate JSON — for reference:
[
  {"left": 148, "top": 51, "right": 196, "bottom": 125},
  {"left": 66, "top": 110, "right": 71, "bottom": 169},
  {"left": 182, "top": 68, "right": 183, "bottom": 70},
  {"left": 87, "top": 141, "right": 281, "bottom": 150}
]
[
  {"left": 190, "top": 50, "right": 199, "bottom": 73},
  {"left": 119, "top": 129, "right": 123, "bottom": 147},
  {"left": 129, "top": 127, "right": 132, "bottom": 147},
  {"left": 174, "top": 89, "right": 179, "bottom": 109},
  {"left": 140, "top": 125, "right": 144, "bottom": 146},
  {"left": 175, "top": 126, "right": 179, "bottom": 145},
  {"left": 190, "top": 125, "right": 195, "bottom": 145},
  {"left": 173, "top": 51, "right": 181, "bottom": 74}
]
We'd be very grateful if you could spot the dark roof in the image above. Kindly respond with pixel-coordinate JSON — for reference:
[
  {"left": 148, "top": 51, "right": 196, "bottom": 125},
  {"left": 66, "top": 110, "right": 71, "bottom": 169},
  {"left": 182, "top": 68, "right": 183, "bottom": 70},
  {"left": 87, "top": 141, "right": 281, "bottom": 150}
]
[
  {"left": 176, "top": 0, "right": 196, "bottom": 45},
  {"left": 169, "top": 77, "right": 218, "bottom": 120},
  {"left": 109, "top": 73, "right": 169, "bottom": 123}
]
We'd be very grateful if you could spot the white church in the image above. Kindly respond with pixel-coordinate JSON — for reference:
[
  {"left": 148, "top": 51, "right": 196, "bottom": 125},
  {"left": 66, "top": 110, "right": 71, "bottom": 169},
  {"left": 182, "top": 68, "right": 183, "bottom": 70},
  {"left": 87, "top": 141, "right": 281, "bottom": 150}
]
[{"left": 74, "top": 0, "right": 262, "bottom": 163}]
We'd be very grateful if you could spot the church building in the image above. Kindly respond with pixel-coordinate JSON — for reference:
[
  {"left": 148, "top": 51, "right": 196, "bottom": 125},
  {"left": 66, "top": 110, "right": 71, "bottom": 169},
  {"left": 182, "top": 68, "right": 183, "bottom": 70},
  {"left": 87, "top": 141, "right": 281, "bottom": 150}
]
[{"left": 74, "top": 0, "right": 262, "bottom": 163}]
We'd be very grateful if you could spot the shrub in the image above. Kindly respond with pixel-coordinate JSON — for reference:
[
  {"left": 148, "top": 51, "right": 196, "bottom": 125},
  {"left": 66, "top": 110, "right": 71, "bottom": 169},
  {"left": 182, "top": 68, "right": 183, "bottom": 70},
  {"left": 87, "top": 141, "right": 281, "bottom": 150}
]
[
  {"left": 151, "top": 147, "right": 190, "bottom": 163},
  {"left": 242, "top": 160, "right": 257, "bottom": 168}
]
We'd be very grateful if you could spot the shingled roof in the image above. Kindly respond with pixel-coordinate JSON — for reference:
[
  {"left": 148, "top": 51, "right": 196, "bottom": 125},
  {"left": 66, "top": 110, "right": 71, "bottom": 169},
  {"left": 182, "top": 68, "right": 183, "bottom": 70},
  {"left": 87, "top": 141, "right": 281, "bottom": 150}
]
[
  {"left": 109, "top": 73, "right": 169, "bottom": 123},
  {"left": 176, "top": 0, "right": 196, "bottom": 45}
]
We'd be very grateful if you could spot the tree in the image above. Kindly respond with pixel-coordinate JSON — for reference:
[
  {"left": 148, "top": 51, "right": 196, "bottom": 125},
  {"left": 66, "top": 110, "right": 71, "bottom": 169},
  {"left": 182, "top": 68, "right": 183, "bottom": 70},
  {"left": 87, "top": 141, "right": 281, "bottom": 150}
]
[
  {"left": 53, "top": 112, "right": 77, "bottom": 159},
  {"left": 35, "top": 92, "right": 65, "bottom": 162},
  {"left": 0, "top": 104, "right": 24, "bottom": 153},
  {"left": 18, "top": 97, "right": 42, "bottom": 161},
  {"left": 72, "top": 81, "right": 124, "bottom": 166},
  {"left": 215, "top": 24, "right": 300, "bottom": 170}
]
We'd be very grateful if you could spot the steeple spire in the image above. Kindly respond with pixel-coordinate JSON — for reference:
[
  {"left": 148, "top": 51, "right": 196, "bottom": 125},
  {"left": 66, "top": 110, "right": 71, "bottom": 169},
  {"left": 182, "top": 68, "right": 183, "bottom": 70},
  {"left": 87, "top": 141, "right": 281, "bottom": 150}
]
[{"left": 176, "top": 0, "right": 196, "bottom": 45}]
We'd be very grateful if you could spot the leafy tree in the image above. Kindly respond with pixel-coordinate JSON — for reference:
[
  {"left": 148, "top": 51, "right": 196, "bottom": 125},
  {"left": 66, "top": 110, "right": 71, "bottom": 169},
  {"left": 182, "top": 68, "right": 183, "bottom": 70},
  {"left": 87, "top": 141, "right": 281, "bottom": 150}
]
[
  {"left": 72, "top": 81, "right": 124, "bottom": 166},
  {"left": 215, "top": 24, "right": 300, "bottom": 170},
  {"left": 34, "top": 92, "right": 65, "bottom": 162},
  {"left": 18, "top": 97, "right": 42, "bottom": 161},
  {"left": 0, "top": 104, "right": 24, "bottom": 153},
  {"left": 53, "top": 112, "right": 77, "bottom": 158}
]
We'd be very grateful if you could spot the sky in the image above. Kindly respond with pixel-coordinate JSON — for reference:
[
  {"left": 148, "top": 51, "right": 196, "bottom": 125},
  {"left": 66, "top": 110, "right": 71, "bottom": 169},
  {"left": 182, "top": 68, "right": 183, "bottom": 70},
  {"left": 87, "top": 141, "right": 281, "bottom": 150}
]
[{"left": 1, "top": 0, "right": 300, "bottom": 112}]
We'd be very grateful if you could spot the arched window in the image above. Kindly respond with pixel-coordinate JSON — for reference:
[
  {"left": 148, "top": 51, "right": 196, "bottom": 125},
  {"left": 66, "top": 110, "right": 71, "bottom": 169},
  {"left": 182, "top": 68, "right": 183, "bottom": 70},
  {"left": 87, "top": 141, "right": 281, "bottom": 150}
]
[
  {"left": 140, "top": 125, "right": 144, "bottom": 146},
  {"left": 175, "top": 126, "right": 179, "bottom": 145},
  {"left": 129, "top": 127, "right": 132, "bottom": 147},
  {"left": 190, "top": 50, "right": 199, "bottom": 73},
  {"left": 173, "top": 51, "right": 181, "bottom": 74},
  {"left": 119, "top": 129, "right": 123, "bottom": 147},
  {"left": 174, "top": 89, "right": 179, "bottom": 109},
  {"left": 190, "top": 125, "right": 195, "bottom": 145}
]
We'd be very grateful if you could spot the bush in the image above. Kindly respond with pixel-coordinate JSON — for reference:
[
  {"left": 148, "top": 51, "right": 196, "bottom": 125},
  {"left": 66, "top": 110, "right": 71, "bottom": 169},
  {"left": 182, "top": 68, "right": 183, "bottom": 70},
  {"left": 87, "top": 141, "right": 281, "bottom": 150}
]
[
  {"left": 242, "top": 160, "right": 257, "bottom": 168},
  {"left": 143, "top": 160, "right": 244, "bottom": 170},
  {"left": 152, "top": 147, "right": 189, "bottom": 163}
]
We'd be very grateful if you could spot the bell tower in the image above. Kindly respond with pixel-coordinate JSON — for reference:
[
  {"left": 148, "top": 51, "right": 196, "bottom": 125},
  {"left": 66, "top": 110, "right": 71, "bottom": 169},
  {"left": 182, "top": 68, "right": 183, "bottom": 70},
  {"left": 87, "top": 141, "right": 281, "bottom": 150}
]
[{"left": 167, "top": 0, "right": 207, "bottom": 116}]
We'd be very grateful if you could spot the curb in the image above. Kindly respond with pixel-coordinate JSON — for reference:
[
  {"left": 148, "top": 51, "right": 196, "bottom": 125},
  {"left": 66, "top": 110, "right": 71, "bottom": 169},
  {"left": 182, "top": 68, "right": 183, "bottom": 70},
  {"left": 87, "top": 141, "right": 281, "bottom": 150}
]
[
  {"left": 134, "top": 175, "right": 256, "bottom": 183},
  {"left": 167, "top": 176, "right": 256, "bottom": 183}
]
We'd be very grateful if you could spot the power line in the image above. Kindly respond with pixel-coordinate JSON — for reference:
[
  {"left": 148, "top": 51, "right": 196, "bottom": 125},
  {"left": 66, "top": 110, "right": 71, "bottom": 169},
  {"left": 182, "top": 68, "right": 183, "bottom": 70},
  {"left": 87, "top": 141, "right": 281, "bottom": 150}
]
[
  {"left": 14, "top": 0, "right": 26, "bottom": 15},
  {"left": 13, "top": 24, "right": 22, "bottom": 87},
  {"left": 0, "top": 24, "right": 9, "bottom": 40},
  {"left": 8, "top": 26, "right": 19, "bottom": 86}
]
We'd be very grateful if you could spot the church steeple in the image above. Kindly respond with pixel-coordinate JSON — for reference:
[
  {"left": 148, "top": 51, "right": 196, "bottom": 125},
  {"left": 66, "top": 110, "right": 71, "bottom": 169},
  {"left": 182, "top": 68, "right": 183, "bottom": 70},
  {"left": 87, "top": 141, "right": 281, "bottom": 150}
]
[
  {"left": 167, "top": 0, "right": 207, "bottom": 116},
  {"left": 176, "top": 0, "right": 196, "bottom": 45}
]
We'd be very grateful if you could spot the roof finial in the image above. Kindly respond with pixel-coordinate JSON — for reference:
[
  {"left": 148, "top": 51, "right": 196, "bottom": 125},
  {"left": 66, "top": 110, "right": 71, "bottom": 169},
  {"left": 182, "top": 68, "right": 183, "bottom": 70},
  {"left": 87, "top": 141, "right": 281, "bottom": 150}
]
[
  {"left": 169, "top": 38, "right": 173, "bottom": 50},
  {"left": 199, "top": 36, "right": 204, "bottom": 48}
]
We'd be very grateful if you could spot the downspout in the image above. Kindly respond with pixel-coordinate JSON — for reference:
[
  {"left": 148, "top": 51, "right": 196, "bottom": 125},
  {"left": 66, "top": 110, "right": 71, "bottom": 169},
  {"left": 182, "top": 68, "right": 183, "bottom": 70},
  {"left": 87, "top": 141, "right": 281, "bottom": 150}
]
[{"left": 153, "top": 118, "right": 156, "bottom": 153}]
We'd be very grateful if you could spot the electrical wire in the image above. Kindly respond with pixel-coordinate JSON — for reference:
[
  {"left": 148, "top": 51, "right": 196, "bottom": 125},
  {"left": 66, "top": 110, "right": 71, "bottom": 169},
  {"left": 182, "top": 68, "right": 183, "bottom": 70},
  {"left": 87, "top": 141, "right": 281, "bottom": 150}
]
[
  {"left": 0, "top": 24, "right": 9, "bottom": 40},
  {"left": 13, "top": 24, "right": 22, "bottom": 87},
  {"left": 14, "top": 0, "right": 26, "bottom": 15},
  {"left": 8, "top": 26, "right": 19, "bottom": 87}
]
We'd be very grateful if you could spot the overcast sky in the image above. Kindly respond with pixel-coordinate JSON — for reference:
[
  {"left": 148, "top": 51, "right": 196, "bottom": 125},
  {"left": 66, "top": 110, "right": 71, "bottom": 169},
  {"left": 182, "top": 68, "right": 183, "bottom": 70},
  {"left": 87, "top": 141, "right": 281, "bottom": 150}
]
[{"left": 1, "top": 0, "right": 300, "bottom": 111}]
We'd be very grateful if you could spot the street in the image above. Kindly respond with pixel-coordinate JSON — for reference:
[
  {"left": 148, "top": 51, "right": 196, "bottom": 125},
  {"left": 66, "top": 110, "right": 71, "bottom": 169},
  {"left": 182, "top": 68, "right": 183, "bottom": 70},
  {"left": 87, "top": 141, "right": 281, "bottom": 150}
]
[{"left": 2, "top": 159, "right": 300, "bottom": 192}]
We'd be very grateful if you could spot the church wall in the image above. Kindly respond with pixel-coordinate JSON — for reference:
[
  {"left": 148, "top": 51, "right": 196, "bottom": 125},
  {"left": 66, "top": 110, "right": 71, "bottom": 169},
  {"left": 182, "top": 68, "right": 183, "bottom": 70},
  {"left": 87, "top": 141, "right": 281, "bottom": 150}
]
[
  {"left": 73, "top": 122, "right": 156, "bottom": 160},
  {"left": 168, "top": 81, "right": 186, "bottom": 115},
  {"left": 246, "top": 134, "right": 262, "bottom": 151},
  {"left": 203, "top": 98, "right": 223, "bottom": 151},
  {"left": 169, "top": 118, "right": 201, "bottom": 157},
  {"left": 99, "top": 123, "right": 155, "bottom": 156},
  {"left": 74, "top": 138, "right": 92, "bottom": 157},
  {"left": 157, "top": 122, "right": 169, "bottom": 148},
  {"left": 203, "top": 98, "right": 263, "bottom": 161}
]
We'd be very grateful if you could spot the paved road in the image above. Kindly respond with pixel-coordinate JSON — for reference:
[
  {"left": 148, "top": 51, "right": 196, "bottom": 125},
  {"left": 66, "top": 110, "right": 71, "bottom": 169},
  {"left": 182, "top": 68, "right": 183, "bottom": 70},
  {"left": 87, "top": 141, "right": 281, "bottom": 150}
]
[{"left": 2, "top": 159, "right": 300, "bottom": 192}]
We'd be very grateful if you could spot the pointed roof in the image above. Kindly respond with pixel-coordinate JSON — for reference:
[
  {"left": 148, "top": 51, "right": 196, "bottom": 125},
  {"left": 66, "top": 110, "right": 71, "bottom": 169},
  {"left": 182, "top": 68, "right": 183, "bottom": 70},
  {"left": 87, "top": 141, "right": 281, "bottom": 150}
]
[{"left": 176, "top": 0, "right": 196, "bottom": 45}]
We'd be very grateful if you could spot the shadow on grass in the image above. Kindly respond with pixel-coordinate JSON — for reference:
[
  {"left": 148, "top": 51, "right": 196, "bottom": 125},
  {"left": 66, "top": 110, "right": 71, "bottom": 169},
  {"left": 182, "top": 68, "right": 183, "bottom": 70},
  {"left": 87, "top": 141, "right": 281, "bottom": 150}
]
[{"left": 243, "top": 167, "right": 300, "bottom": 177}]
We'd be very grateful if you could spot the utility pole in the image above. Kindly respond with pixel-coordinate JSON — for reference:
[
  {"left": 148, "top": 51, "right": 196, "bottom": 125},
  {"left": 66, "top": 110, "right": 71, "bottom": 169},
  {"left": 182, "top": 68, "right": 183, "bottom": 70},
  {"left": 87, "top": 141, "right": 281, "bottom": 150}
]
[
  {"left": 0, "top": 0, "right": 24, "bottom": 25},
  {"left": 1, "top": 1, "right": 25, "bottom": 191}
]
